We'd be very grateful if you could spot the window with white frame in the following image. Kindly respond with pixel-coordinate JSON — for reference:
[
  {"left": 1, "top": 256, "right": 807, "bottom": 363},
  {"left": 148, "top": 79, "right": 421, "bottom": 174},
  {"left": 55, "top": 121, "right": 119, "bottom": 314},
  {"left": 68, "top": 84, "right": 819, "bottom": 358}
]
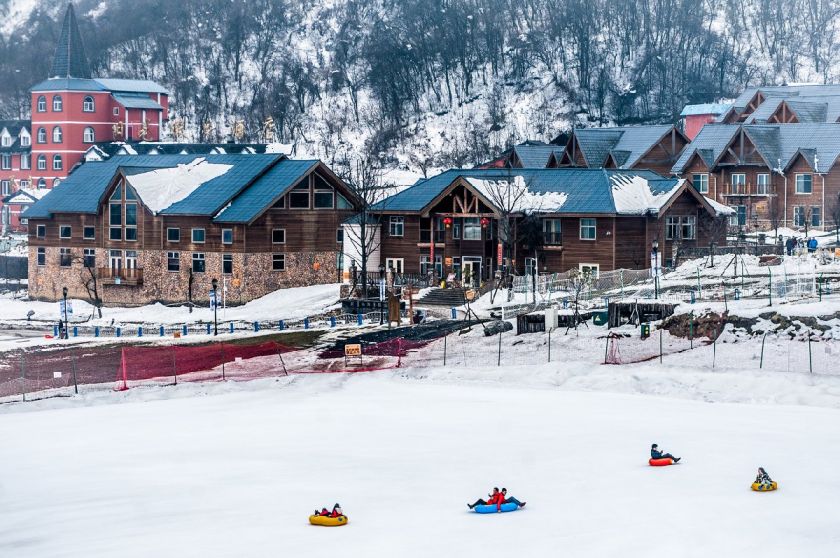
[
  {"left": 222, "top": 254, "right": 233, "bottom": 274},
  {"left": 192, "top": 253, "right": 206, "bottom": 273},
  {"left": 1, "top": 133, "right": 10, "bottom": 147},
  {"left": 83, "top": 127, "right": 95, "bottom": 143},
  {"left": 37, "top": 128, "right": 46, "bottom": 143},
  {"left": 579, "top": 263, "right": 600, "bottom": 277},
  {"left": 756, "top": 173, "right": 769, "bottom": 195},
  {"left": 36, "top": 96, "right": 46, "bottom": 112},
  {"left": 463, "top": 217, "right": 481, "bottom": 240},
  {"left": 36, "top": 247, "right": 45, "bottom": 266},
  {"left": 21, "top": 153, "right": 30, "bottom": 169},
  {"left": 692, "top": 174, "right": 709, "bottom": 194},
  {"left": 795, "top": 174, "right": 812, "bottom": 194},
  {"left": 59, "top": 225, "right": 71, "bottom": 238},
  {"left": 665, "top": 216, "right": 680, "bottom": 240},
  {"left": 37, "top": 155, "right": 46, "bottom": 170},
  {"left": 793, "top": 206, "right": 805, "bottom": 226},
  {"left": 385, "top": 258, "right": 404, "bottom": 274},
  {"left": 389, "top": 216, "right": 404, "bottom": 237},
  {"left": 542, "top": 219, "right": 561, "bottom": 244},
  {"left": 167, "top": 228, "right": 180, "bottom": 242},
  {"left": 52, "top": 126, "right": 62, "bottom": 143},
  {"left": 0, "top": 154, "right": 9, "bottom": 169},
  {"left": 811, "top": 206, "right": 821, "bottom": 227},
  {"left": 579, "top": 218, "right": 596, "bottom": 240},
  {"left": 59, "top": 247, "right": 71, "bottom": 267},
  {"left": 1, "top": 180, "right": 9, "bottom": 195},
  {"left": 730, "top": 173, "right": 745, "bottom": 194},
  {"left": 36, "top": 224, "right": 45, "bottom": 238},
  {"left": 20, "top": 132, "right": 30, "bottom": 147},
  {"left": 192, "top": 228, "right": 205, "bottom": 243},
  {"left": 681, "top": 215, "right": 696, "bottom": 240},
  {"left": 272, "top": 228, "right": 285, "bottom": 244},
  {"left": 83, "top": 226, "right": 95, "bottom": 240},
  {"left": 83, "top": 248, "right": 95, "bottom": 268},
  {"left": 167, "top": 252, "right": 180, "bottom": 272},
  {"left": 52, "top": 155, "right": 62, "bottom": 170},
  {"left": 222, "top": 228, "right": 233, "bottom": 244},
  {"left": 83, "top": 96, "right": 95, "bottom": 112},
  {"left": 52, "top": 95, "right": 63, "bottom": 112},
  {"left": 272, "top": 253, "right": 285, "bottom": 271}
]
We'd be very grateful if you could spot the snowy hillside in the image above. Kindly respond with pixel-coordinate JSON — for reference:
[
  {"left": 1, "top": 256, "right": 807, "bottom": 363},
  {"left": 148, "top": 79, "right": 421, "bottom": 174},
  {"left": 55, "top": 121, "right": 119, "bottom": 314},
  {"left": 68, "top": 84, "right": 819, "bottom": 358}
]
[{"left": 3, "top": 0, "right": 840, "bottom": 176}]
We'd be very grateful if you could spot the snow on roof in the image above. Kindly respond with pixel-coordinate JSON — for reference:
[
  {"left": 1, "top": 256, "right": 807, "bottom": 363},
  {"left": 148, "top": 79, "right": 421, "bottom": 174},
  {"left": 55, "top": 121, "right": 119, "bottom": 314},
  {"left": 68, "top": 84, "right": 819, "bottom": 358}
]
[
  {"left": 466, "top": 176, "right": 569, "bottom": 213},
  {"left": 705, "top": 196, "right": 736, "bottom": 216},
  {"left": 265, "top": 142, "right": 294, "bottom": 155},
  {"left": 609, "top": 174, "right": 681, "bottom": 215},
  {"left": 125, "top": 158, "right": 233, "bottom": 214}
]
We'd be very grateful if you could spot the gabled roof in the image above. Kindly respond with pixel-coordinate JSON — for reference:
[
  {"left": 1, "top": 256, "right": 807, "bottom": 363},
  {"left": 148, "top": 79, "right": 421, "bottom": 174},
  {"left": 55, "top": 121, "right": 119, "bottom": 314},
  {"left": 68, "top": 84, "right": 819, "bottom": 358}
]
[
  {"left": 731, "top": 84, "right": 840, "bottom": 111},
  {"left": 680, "top": 103, "right": 732, "bottom": 117},
  {"left": 512, "top": 143, "right": 563, "bottom": 168},
  {"left": 2, "top": 188, "right": 46, "bottom": 205},
  {"left": 31, "top": 77, "right": 168, "bottom": 95},
  {"left": 50, "top": 4, "right": 91, "bottom": 79},
  {"left": 84, "top": 142, "right": 276, "bottom": 161},
  {"left": 570, "top": 125, "right": 676, "bottom": 169},
  {"left": 0, "top": 120, "right": 30, "bottom": 154},
  {"left": 371, "top": 168, "right": 684, "bottom": 215},
  {"left": 96, "top": 79, "right": 168, "bottom": 94},
  {"left": 671, "top": 124, "right": 741, "bottom": 173},
  {"left": 673, "top": 123, "right": 840, "bottom": 174},
  {"left": 24, "top": 154, "right": 282, "bottom": 219}
]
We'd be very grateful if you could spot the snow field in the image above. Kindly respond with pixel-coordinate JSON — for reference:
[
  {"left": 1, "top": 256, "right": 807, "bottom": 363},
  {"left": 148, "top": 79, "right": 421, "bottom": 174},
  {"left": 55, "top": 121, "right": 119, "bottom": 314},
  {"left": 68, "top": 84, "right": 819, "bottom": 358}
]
[{"left": 1, "top": 371, "right": 838, "bottom": 557}]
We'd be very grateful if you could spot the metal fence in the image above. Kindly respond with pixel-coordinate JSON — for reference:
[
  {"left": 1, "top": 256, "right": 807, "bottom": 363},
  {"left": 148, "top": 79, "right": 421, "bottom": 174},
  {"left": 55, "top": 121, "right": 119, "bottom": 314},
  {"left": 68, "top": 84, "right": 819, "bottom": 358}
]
[{"left": 0, "top": 255, "right": 27, "bottom": 279}]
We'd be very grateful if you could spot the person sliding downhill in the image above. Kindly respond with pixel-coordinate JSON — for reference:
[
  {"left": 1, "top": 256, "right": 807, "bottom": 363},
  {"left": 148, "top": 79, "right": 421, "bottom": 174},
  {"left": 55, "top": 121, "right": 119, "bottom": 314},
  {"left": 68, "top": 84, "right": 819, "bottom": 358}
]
[
  {"left": 651, "top": 443, "right": 681, "bottom": 462},
  {"left": 755, "top": 467, "right": 773, "bottom": 487},
  {"left": 467, "top": 487, "right": 500, "bottom": 509},
  {"left": 500, "top": 488, "right": 526, "bottom": 508},
  {"left": 314, "top": 503, "right": 343, "bottom": 517}
]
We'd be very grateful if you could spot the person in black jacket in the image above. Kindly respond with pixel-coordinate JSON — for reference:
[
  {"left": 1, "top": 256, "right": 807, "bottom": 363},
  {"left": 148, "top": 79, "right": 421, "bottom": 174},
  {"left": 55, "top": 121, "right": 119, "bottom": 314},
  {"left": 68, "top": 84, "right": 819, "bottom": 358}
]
[
  {"left": 651, "top": 443, "right": 680, "bottom": 462},
  {"left": 754, "top": 467, "right": 773, "bottom": 485}
]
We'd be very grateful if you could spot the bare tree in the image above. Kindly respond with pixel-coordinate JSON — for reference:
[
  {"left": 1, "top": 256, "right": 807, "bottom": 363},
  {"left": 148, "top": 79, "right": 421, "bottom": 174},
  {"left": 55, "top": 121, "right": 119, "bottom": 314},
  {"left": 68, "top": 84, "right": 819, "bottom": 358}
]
[
  {"left": 565, "top": 268, "right": 594, "bottom": 334},
  {"left": 475, "top": 171, "right": 529, "bottom": 278},
  {"left": 342, "top": 156, "right": 391, "bottom": 297},
  {"left": 767, "top": 194, "right": 783, "bottom": 241},
  {"left": 699, "top": 214, "right": 729, "bottom": 267},
  {"left": 73, "top": 255, "right": 103, "bottom": 319}
]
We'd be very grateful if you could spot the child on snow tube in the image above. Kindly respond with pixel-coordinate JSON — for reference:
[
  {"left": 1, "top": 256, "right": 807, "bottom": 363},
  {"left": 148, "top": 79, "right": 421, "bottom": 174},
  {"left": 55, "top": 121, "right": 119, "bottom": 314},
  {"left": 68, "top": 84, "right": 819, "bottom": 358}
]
[
  {"left": 752, "top": 467, "right": 777, "bottom": 491},
  {"left": 314, "top": 503, "right": 344, "bottom": 518},
  {"left": 650, "top": 443, "right": 681, "bottom": 464}
]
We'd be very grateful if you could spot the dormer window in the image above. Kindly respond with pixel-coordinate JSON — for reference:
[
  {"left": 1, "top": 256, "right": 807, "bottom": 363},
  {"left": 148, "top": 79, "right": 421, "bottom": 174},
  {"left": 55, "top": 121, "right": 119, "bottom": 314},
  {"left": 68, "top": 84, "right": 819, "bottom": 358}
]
[
  {"left": 0, "top": 134, "right": 10, "bottom": 147},
  {"left": 83, "top": 96, "right": 95, "bottom": 112},
  {"left": 37, "top": 96, "right": 47, "bottom": 112},
  {"left": 52, "top": 95, "right": 63, "bottom": 112},
  {"left": 20, "top": 132, "right": 30, "bottom": 147}
]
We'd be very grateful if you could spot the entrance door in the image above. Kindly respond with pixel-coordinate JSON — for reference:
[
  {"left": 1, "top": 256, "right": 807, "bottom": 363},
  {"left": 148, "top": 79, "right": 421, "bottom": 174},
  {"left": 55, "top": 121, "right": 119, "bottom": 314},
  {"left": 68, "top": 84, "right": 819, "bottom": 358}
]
[
  {"left": 125, "top": 250, "right": 138, "bottom": 269},
  {"left": 109, "top": 250, "right": 123, "bottom": 271},
  {"left": 462, "top": 256, "right": 482, "bottom": 287}
]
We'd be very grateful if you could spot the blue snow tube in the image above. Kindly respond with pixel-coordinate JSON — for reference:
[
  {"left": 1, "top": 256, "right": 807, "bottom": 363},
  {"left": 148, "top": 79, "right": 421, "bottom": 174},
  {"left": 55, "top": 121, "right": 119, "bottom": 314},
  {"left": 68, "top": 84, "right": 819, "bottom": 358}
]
[{"left": 474, "top": 502, "right": 519, "bottom": 514}]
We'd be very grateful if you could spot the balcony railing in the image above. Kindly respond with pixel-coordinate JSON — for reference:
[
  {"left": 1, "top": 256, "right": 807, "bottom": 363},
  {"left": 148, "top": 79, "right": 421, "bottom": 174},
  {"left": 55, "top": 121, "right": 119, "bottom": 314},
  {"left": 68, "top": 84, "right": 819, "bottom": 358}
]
[
  {"left": 724, "top": 183, "right": 770, "bottom": 196},
  {"left": 97, "top": 267, "right": 143, "bottom": 286},
  {"left": 543, "top": 232, "right": 562, "bottom": 245}
]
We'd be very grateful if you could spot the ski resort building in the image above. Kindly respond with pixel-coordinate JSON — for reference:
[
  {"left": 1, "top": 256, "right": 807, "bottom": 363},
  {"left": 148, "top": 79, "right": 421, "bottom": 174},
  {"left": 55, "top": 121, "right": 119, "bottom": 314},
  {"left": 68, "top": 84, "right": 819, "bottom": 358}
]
[
  {"left": 0, "top": 4, "right": 169, "bottom": 236},
  {"left": 679, "top": 103, "right": 732, "bottom": 140},
  {"left": 24, "top": 154, "right": 359, "bottom": 304},
  {"left": 346, "top": 168, "right": 731, "bottom": 284},
  {"left": 552, "top": 125, "right": 690, "bottom": 176},
  {"left": 672, "top": 123, "right": 840, "bottom": 232},
  {"left": 478, "top": 141, "right": 566, "bottom": 169},
  {"left": 719, "top": 84, "right": 840, "bottom": 125},
  {"left": 0, "top": 120, "right": 32, "bottom": 233}
]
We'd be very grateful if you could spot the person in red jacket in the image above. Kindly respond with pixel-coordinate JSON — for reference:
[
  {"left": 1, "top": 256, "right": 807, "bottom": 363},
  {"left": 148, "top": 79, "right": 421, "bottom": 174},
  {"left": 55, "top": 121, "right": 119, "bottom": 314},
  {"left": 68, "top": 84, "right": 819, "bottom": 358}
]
[
  {"left": 314, "top": 504, "right": 343, "bottom": 517},
  {"left": 467, "top": 487, "right": 500, "bottom": 509},
  {"left": 500, "top": 488, "right": 526, "bottom": 508}
]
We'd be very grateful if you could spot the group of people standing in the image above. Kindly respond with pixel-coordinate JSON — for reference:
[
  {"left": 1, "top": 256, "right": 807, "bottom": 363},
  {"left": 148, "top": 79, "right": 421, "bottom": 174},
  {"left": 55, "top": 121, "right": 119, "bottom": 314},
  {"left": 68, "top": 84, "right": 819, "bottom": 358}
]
[{"left": 784, "top": 236, "right": 819, "bottom": 256}]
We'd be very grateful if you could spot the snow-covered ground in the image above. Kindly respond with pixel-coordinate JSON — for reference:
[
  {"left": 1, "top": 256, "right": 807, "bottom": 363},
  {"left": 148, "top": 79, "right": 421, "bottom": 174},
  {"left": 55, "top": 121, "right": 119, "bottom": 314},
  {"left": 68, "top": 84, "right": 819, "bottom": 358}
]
[
  {"left": 1, "top": 368, "right": 838, "bottom": 557},
  {"left": 0, "top": 283, "right": 342, "bottom": 326}
]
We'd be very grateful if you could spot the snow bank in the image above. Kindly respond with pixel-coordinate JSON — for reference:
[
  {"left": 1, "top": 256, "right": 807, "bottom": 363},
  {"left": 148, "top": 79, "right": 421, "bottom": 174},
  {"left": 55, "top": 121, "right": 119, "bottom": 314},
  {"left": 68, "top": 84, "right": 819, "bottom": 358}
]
[
  {"left": 610, "top": 174, "right": 681, "bottom": 214},
  {"left": 126, "top": 158, "right": 233, "bottom": 213}
]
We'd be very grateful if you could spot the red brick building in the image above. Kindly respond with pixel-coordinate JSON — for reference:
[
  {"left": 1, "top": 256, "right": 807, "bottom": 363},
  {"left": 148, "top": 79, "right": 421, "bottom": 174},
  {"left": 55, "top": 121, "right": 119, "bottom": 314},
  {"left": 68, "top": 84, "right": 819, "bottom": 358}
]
[{"left": 0, "top": 4, "right": 168, "bottom": 234}]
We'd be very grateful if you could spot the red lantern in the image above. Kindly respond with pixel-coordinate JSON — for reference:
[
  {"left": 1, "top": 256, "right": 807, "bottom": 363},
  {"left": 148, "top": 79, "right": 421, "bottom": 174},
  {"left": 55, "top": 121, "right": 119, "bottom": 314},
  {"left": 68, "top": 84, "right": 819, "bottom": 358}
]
[
  {"left": 480, "top": 217, "right": 490, "bottom": 228},
  {"left": 443, "top": 217, "right": 453, "bottom": 228}
]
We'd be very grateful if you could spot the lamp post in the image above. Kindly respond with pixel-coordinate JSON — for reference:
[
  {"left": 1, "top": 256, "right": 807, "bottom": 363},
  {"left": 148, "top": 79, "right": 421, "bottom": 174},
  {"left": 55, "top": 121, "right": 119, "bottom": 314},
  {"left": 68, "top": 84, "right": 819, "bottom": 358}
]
[
  {"left": 62, "top": 286, "right": 68, "bottom": 339},
  {"left": 378, "top": 262, "right": 385, "bottom": 325},
  {"left": 652, "top": 240, "right": 659, "bottom": 300},
  {"left": 211, "top": 278, "right": 218, "bottom": 336}
]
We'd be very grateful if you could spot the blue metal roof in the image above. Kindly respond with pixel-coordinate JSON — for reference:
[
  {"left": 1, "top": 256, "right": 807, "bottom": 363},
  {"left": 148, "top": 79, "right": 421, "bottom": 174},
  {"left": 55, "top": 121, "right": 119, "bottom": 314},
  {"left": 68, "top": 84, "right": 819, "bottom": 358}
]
[
  {"left": 214, "top": 159, "right": 318, "bottom": 223},
  {"left": 372, "top": 168, "right": 668, "bottom": 215},
  {"left": 23, "top": 154, "right": 282, "bottom": 219},
  {"left": 573, "top": 125, "right": 674, "bottom": 169},
  {"left": 96, "top": 79, "right": 168, "bottom": 95},
  {"left": 112, "top": 93, "right": 164, "bottom": 110},
  {"left": 680, "top": 103, "right": 731, "bottom": 117},
  {"left": 30, "top": 78, "right": 106, "bottom": 92},
  {"left": 671, "top": 124, "right": 741, "bottom": 173},
  {"left": 30, "top": 77, "right": 167, "bottom": 94}
]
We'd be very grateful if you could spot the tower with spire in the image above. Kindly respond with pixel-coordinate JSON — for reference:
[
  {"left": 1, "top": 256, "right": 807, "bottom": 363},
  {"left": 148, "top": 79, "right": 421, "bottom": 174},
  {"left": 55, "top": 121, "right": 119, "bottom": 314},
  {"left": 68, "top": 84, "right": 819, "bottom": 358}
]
[{"left": 21, "top": 3, "right": 170, "bottom": 194}]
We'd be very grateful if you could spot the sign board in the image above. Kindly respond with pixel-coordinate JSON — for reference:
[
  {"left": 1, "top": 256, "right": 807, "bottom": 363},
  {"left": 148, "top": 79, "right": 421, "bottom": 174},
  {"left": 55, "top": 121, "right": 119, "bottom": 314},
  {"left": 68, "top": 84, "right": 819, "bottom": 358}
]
[
  {"left": 649, "top": 252, "right": 662, "bottom": 277},
  {"left": 53, "top": 371, "right": 62, "bottom": 379},
  {"left": 58, "top": 299, "right": 73, "bottom": 319},
  {"left": 497, "top": 242, "right": 503, "bottom": 265},
  {"left": 379, "top": 278, "right": 386, "bottom": 301},
  {"left": 209, "top": 290, "right": 218, "bottom": 310},
  {"left": 344, "top": 344, "right": 362, "bottom": 357}
]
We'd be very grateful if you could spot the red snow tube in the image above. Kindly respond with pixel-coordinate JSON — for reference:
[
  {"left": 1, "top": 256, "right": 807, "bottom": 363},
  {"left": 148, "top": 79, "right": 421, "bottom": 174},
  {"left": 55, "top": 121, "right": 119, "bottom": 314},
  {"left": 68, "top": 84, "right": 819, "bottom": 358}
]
[{"left": 649, "top": 458, "right": 674, "bottom": 466}]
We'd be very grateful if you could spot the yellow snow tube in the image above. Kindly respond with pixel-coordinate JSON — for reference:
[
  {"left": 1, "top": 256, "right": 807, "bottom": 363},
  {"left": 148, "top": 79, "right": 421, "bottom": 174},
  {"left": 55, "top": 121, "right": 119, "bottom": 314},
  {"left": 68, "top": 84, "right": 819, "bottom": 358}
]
[
  {"left": 309, "top": 515, "right": 348, "bottom": 526},
  {"left": 751, "top": 481, "right": 778, "bottom": 492}
]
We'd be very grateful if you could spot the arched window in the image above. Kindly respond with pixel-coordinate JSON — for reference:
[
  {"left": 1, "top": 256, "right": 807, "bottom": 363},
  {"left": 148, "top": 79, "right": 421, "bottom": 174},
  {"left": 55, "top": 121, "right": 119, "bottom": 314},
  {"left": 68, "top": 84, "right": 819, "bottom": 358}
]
[
  {"left": 53, "top": 179, "right": 61, "bottom": 188},
  {"left": 83, "top": 127, "right": 95, "bottom": 143},
  {"left": 52, "top": 95, "right": 63, "bottom": 112},
  {"left": 37, "top": 155, "right": 47, "bottom": 170},
  {"left": 37, "top": 96, "right": 47, "bottom": 112},
  {"left": 83, "top": 96, "right": 95, "bottom": 112},
  {"left": 53, "top": 155, "right": 63, "bottom": 170},
  {"left": 53, "top": 126, "right": 63, "bottom": 143},
  {"left": 38, "top": 178, "right": 46, "bottom": 188},
  {"left": 37, "top": 128, "right": 46, "bottom": 143}
]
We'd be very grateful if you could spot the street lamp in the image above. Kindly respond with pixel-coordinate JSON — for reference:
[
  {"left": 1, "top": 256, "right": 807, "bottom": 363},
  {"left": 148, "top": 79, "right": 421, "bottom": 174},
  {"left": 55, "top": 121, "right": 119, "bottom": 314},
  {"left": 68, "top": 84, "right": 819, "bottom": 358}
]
[
  {"left": 378, "top": 263, "right": 385, "bottom": 325},
  {"left": 211, "top": 278, "right": 218, "bottom": 336},
  {"left": 62, "top": 286, "right": 68, "bottom": 339},
  {"left": 652, "top": 240, "right": 659, "bottom": 300}
]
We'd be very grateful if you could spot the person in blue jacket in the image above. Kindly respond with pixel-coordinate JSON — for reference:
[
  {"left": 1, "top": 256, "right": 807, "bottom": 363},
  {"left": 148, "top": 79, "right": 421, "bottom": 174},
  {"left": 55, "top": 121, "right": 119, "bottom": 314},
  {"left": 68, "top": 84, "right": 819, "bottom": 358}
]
[
  {"left": 807, "top": 237, "right": 818, "bottom": 252},
  {"left": 651, "top": 443, "right": 680, "bottom": 462}
]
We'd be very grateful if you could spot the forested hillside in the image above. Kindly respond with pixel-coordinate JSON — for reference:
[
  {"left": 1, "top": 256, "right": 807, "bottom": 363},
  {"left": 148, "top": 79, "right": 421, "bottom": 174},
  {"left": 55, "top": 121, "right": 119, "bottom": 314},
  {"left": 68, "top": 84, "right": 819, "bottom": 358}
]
[{"left": 2, "top": 0, "right": 839, "bottom": 176}]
